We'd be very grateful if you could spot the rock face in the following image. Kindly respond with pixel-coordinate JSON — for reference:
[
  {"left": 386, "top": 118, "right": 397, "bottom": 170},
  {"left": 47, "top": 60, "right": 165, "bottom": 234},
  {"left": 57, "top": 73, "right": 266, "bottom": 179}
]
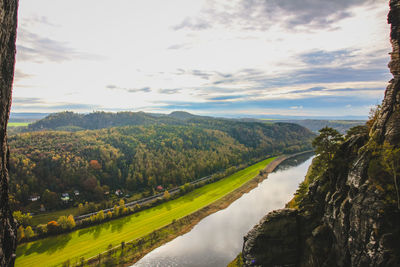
[
  {"left": 0, "top": 0, "right": 18, "bottom": 266},
  {"left": 373, "top": 0, "right": 400, "bottom": 146},
  {"left": 242, "top": 1, "right": 400, "bottom": 266},
  {"left": 243, "top": 209, "right": 299, "bottom": 267}
]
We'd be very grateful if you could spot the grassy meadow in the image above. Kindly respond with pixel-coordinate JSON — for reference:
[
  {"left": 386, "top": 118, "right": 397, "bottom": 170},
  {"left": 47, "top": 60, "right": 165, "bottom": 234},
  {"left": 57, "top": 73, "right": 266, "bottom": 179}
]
[
  {"left": 8, "top": 122, "right": 29, "bottom": 127},
  {"left": 16, "top": 157, "right": 275, "bottom": 266}
]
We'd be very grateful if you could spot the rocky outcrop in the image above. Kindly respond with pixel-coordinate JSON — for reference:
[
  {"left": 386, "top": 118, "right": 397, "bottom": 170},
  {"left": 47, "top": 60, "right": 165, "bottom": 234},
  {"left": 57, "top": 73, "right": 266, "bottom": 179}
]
[
  {"left": 243, "top": 209, "right": 300, "bottom": 267},
  {"left": 241, "top": 1, "right": 400, "bottom": 266},
  {"left": 372, "top": 0, "right": 400, "bottom": 146},
  {"left": 0, "top": 0, "right": 18, "bottom": 266}
]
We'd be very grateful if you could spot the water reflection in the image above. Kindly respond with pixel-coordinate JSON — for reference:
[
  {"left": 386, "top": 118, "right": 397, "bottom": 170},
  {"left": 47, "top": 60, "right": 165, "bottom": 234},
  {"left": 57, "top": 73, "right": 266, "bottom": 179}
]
[{"left": 134, "top": 154, "right": 314, "bottom": 267}]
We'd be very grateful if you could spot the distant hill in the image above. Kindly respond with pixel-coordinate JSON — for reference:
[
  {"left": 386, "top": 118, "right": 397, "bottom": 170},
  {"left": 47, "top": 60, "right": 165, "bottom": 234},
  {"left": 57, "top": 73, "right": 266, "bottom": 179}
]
[
  {"left": 275, "top": 119, "right": 365, "bottom": 134},
  {"left": 9, "top": 112, "right": 49, "bottom": 123},
  {"left": 27, "top": 111, "right": 185, "bottom": 131}
]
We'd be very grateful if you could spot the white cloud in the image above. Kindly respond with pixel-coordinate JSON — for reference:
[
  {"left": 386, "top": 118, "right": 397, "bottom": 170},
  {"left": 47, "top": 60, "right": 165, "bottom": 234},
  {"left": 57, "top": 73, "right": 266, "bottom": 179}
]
[{"left": 12, "top": 0, "right": 390, "bottom": 117}]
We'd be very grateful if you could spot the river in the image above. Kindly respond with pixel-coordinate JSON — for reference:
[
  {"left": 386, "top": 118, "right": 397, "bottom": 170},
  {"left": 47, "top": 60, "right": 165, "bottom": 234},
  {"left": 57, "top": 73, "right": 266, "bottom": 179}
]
[{"left": 134, "top": 153, "right": 314, "bottom": 267}]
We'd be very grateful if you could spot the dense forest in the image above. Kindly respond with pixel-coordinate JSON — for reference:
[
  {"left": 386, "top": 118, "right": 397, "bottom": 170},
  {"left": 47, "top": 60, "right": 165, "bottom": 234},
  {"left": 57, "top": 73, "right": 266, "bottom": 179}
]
[{"left": 9, "top": 111, "right": 314, "bottom": 211}]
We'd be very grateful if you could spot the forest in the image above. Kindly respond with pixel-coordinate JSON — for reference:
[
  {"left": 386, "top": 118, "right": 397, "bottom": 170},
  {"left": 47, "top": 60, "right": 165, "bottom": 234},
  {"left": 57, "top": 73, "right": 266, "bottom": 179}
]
[{"left": 9, "top": 111, "right": 315, "bottom": 211}]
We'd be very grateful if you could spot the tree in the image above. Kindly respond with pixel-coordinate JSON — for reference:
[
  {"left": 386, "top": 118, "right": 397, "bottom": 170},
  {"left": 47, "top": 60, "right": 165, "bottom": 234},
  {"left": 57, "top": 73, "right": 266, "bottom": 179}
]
[
  {"left": 17, "top": 226, "right": 25, "bottom": 242},
  {"left": 345, "top": 125, "right": 368, "bottom": 140},
  {"left": 24, "top": 226, "right": 34, "bottom": 239},
  {"left": 107, "top": 211, "right": 112, "bottom": 219},
  {"left": 89, "top": 159, "right": 102, "bottom": 170},
  {"left": 381, "top": 142, "right": 400, "bottom": 209},
  {"left": 42, "top": 189, "right": 58, "bottom": 209},
  {"left": 96, "top": 210, "right": 105, "bottom": 221},
  {"left": 163, "top": 190, "right": 170, "bottom": 200},
  {"left": 57, "top": 216, "right": 69, "bottom": 230},
  {"left": 67, "top": 215, "right": 76, "bottom": 229},
  {"left": 47, "top": 221, "right": 60, "bottom": 234},
  {"left": 12, "top": 211, "right": 32, "bottom": 227},
  {"left": 36, "top": 224, "right": 47, "bottom": 235},
  {"left": 312, "top": 127, "right": 344, "bottom": 164},
  {"left": 119, "top": 199, "right": 125, "bottom": 208},
  {"left": 113, "top": 205, "right": 119, "bottom": 217}
]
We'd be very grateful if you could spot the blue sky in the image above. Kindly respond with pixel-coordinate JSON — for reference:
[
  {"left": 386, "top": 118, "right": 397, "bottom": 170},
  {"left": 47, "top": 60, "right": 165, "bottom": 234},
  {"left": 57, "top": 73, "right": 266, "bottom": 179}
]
[{"left": 12, "top": 0, "right": 391, "bottom": 119}]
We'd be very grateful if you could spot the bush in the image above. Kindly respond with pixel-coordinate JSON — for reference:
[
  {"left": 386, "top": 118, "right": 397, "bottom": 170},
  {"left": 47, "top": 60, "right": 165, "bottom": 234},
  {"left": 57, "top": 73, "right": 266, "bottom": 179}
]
[
  {"left": 36, "top": 224, "right": 47, "bottom": 235},
  {"left": 24, "top": 226, "right": 35, "bottom": 239},
  {"left": 47, "top": 221, "right": 60, "bottom": 234}
]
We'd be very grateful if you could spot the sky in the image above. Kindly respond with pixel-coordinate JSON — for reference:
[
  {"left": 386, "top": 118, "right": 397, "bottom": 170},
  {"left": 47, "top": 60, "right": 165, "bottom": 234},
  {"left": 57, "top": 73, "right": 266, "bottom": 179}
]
[{"left": 12, "top": 0, "right": 391, "bottom": 119}]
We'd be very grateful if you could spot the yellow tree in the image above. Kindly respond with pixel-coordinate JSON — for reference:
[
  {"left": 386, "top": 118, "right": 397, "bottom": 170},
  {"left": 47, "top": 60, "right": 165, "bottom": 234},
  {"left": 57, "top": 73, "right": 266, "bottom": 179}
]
[
  {"left": 163, "top": 190, "right": 170, "bottom": 200},
  {"left": 24, "top": 226, "right": 34, "bottom": 239},
  {"left": 67, "top": 215, "right": 76, "bottom": 229},
  {"left": 96, "top": 210, "right": 105, "bottom": 221},
  {"left": 17, "top": 226, "right": 25, "bottom": 242}
]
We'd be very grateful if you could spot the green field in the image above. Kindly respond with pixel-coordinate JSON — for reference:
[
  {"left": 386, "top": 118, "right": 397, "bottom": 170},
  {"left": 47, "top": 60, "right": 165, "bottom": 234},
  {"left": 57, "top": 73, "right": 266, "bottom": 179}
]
[
  {"left": 16, "top": 157, "right": 275, "bottom": 267},
  {"left": 8, "top": 122, "right": 29, "bottom": 127}
]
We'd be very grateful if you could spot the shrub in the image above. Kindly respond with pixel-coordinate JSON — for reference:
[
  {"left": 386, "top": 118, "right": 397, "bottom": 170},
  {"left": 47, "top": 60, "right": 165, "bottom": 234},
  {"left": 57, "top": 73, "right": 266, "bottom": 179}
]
[
  {"left": 24, "top": 226, "right": 35, "bottom": 239},
  {"left": 47, "top": 221, "right": 59, "bottom": 234},
  {"left": 163, "top": 190, "right": 170, "bottom": 200},
  {"left": 107, "top": 211, "right": 113, "bottom": 219},
  {"left": 97, "top": 210, "right": 105, "bottom": 221},
  {"left": 67, "top": 215, "right": 76, "bottom": 229},
  {"left": 36, "top": 224, "right": 47, "bottom": 235}
]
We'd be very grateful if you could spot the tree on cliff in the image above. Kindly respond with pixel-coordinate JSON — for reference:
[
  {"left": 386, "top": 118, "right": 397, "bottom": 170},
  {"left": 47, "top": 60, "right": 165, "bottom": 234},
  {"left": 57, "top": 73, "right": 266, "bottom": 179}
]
[
  {"left": 0, "top": 0, "right": 19, "bottom": 265},
  {"left": 312, "top": 127, "right": 344, "bottom": 164}
]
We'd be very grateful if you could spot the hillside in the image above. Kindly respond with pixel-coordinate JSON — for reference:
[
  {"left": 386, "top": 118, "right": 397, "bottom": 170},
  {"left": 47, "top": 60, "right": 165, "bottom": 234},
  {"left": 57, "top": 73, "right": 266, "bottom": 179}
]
[{"left": 9, "top": 118, "right": 314, "bottom": 211}]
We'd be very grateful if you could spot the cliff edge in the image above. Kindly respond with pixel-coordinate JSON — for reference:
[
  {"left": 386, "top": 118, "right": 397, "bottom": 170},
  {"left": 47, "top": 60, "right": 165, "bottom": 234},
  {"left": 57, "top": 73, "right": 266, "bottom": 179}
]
[{"left": 241, "top": 1, "right": 400, "bottom": 266}]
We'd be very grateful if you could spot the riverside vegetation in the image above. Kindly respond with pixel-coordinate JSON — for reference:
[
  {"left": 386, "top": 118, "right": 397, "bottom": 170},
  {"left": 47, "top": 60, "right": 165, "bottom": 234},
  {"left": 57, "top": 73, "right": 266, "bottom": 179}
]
[{"left": 15, "top": 157, "right": 276, "bottom": 266}]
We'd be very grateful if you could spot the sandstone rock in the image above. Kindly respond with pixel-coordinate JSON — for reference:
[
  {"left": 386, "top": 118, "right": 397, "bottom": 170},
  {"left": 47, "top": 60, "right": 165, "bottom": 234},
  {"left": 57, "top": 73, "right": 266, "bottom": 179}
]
[
  {"left": 242, "top": 209, "right": 299, "bottom": 267},
  {"left": 0, "top": 0, "right": 19, "bottom": 266}
]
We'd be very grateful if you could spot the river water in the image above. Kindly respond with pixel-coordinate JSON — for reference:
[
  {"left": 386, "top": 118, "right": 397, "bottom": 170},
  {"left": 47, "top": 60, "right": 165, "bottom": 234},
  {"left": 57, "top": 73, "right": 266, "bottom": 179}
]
[{"left": 134, "top": 153, "right": 314, "bottom": 267}]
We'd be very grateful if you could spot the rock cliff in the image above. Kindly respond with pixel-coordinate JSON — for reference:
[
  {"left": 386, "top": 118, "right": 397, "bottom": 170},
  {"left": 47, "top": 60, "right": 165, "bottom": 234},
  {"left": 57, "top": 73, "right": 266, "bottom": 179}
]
[
  {"left": 0, "top": 0, "right": 18, "bottom": 266},
  {"left": 241, "top": 1, "right": 400, "bottom": 266}
]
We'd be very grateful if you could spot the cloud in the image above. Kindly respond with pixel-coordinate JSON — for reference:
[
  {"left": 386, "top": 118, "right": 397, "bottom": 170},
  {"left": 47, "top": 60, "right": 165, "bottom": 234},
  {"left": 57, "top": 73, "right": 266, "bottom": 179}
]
[
  {"left": 290, "top": 105, "right": 303, "bottom": 109},
  {"left": 208, "top": 95, "right": 244, "bottom": 101},
  {"left": 155, "top": 94, "right": 377, "bottom": 116},
  {"left": 12, "top": 97, "right": 46, "bottom": 105},
  {"left": 172, "top": 0, "right": 378, "bottom": 32},
  {"left": 11, "top": 97, "right": 100, "bottom": 111},
  {"left": 167, "top": 44, "right": 190, "bottom": 50},
  {"left": 289, "top": 87, "right": 327, "bottom": 94},
  {"left": 299, "top": 49, "right": 355, "bottom": 65},
  {"left": 13, "top": 69, "right": 33, "bottom": 82},
  {"left": 172, "top": 17, "right": 211, "bottom": 31},
  {"left": 16, "top": 29, "right": 103, "bottom": 63},
  {"left": 128, "top": 87, "right": 151, "bottom": 93},
  {"left": 106, "top": 85, "right": 151, "bottom": 93},
  {"left": 159, "top": 88, "right": 181, "bottom": 94}
]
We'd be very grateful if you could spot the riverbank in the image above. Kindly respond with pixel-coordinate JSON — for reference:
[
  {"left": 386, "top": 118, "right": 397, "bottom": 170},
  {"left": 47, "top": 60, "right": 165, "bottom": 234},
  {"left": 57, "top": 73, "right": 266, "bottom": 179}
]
[{"left": 93, "top": 153, "right": 310, "bottom": 266}]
